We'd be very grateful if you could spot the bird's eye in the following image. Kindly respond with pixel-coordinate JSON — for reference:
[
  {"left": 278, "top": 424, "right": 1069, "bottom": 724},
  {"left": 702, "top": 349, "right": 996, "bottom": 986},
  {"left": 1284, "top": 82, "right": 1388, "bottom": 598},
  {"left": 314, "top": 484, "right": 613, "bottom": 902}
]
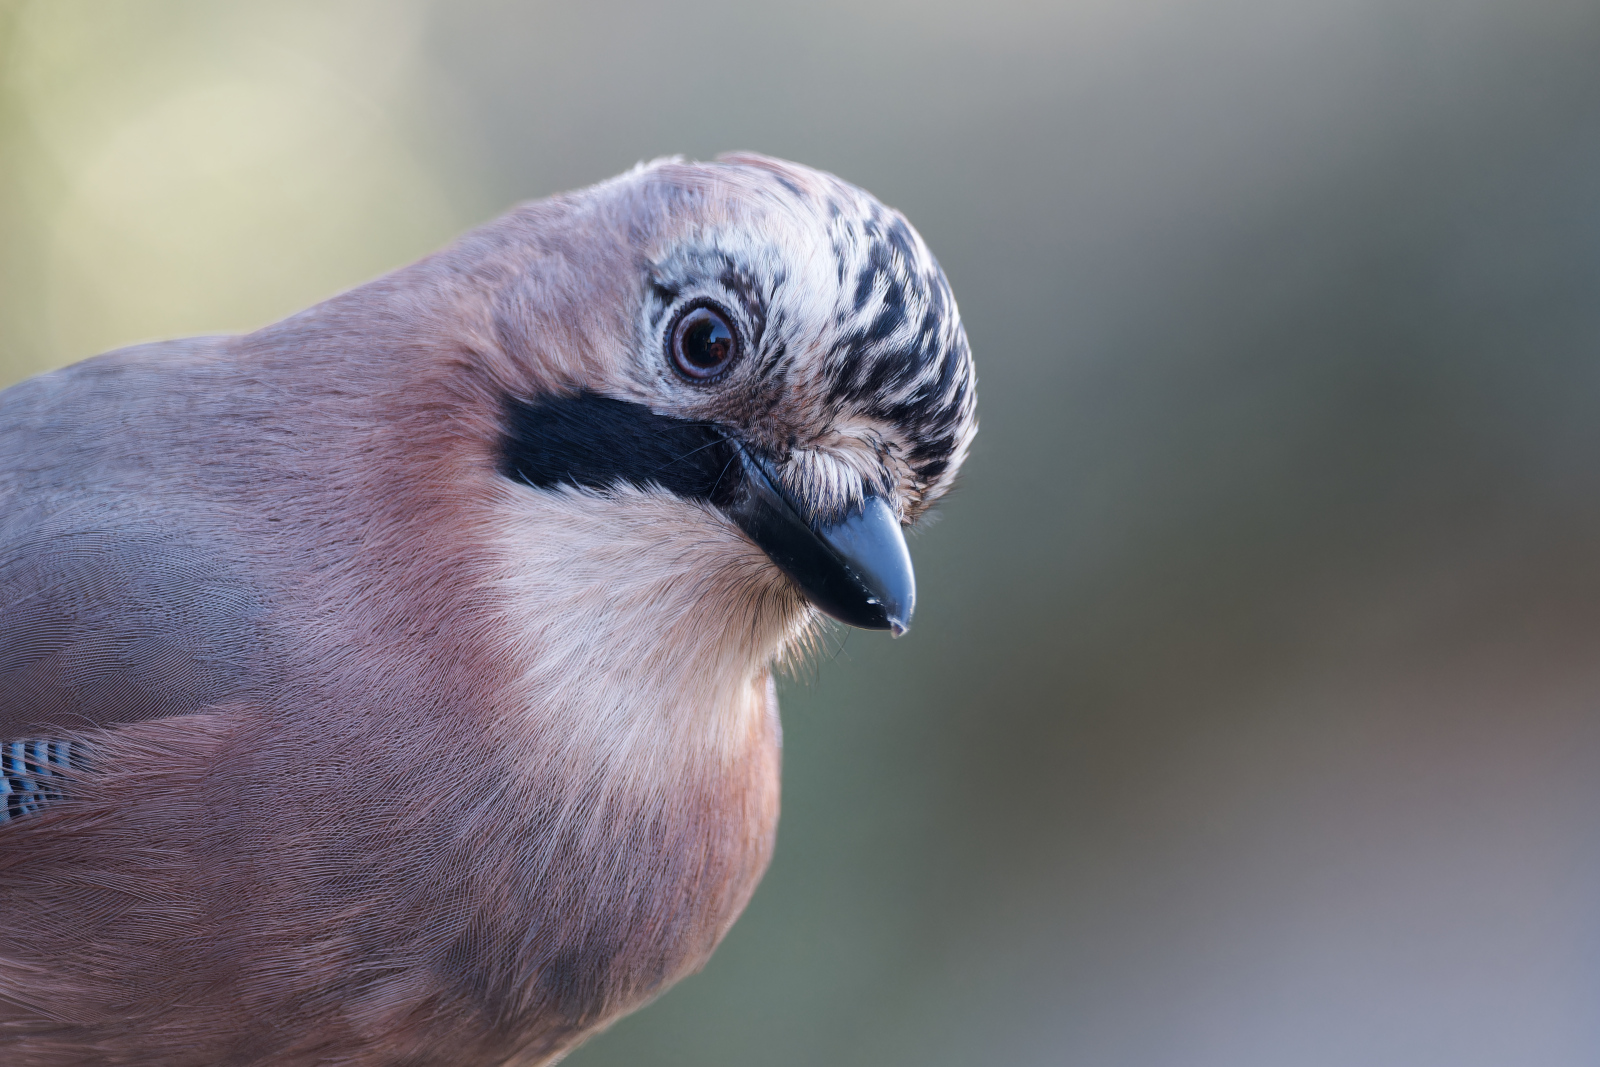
[{"left": 669, "top": 304, "right": 739, "bottom": 381}]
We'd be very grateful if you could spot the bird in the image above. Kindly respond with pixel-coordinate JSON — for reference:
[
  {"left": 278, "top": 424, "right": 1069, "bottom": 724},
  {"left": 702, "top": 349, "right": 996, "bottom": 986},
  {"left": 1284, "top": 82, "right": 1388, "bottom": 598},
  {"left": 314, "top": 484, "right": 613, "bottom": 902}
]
[{"left": 0, "top": 153, "right": 977, "bottom": 1066}]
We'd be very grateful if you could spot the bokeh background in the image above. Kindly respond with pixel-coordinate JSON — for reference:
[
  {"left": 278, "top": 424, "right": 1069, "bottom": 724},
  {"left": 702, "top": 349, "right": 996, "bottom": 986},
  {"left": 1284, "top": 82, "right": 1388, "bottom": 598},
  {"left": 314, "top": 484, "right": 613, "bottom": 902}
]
[{"left": 5, "top": 1, "right": 1600, "bottom": 1063}]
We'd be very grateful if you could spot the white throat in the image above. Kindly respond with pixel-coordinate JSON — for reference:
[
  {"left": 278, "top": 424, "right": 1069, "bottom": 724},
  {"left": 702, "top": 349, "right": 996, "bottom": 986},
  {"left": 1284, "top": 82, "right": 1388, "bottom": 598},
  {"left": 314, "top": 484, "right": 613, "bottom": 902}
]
[{"left": 477, "top": 483, "right": 807, "bottom": 772}]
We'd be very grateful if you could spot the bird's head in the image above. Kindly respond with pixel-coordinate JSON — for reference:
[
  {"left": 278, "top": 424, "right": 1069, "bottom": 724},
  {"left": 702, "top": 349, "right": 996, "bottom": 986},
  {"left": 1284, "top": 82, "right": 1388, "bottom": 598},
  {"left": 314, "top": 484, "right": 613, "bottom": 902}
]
[{"left": 454, "top": 154, "right": 974, "bottom": 648}]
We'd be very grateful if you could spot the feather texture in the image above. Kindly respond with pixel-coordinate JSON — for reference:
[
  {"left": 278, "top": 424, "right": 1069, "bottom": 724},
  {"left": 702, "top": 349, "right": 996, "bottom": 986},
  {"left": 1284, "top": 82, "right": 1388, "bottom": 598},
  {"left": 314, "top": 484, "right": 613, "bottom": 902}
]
[
  {"left": 0, "top": 741, "right": 85, "bottom": 824},
  {"left": 0, "top": 155, "right": 973, "bottom": 1065}
]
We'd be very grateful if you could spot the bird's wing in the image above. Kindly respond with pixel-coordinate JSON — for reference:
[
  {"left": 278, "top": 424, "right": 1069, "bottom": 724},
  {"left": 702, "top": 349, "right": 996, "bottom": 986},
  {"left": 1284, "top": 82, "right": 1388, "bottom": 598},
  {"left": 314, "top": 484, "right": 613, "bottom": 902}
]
[{"left": 0, "top": 515, "right": 269, "bottom": 741}]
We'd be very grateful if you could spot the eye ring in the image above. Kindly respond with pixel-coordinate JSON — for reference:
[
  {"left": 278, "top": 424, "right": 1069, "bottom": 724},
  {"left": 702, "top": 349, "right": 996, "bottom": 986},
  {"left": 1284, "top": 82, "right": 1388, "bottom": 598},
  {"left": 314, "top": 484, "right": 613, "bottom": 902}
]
[{"left": 666, "top": 301, "right": 741, "bottom": 382}]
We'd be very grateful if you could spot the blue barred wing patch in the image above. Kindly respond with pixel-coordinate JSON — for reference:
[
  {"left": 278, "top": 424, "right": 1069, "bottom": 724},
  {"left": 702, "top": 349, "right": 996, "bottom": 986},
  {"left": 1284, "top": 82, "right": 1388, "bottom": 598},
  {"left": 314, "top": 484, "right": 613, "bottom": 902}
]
[{"left": 1, "top": 739, "right": 86, "bottom": 824}]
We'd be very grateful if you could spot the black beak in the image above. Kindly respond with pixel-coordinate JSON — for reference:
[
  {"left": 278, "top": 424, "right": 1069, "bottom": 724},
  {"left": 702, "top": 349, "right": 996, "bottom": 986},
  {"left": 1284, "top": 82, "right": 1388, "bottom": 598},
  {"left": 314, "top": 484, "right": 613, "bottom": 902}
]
[{"left": 723, "top": 446, "right": 916, "bottom": 635}]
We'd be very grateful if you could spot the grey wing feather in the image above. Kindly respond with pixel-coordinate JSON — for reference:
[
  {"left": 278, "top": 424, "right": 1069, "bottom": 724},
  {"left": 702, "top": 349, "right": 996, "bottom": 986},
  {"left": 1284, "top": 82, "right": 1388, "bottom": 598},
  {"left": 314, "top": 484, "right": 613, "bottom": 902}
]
[
  {"left": 0, "top": 517, "right": 269, "bottom": 739},
  {"left": 1, "top": 345, "right": 272, "bottom": 742}
]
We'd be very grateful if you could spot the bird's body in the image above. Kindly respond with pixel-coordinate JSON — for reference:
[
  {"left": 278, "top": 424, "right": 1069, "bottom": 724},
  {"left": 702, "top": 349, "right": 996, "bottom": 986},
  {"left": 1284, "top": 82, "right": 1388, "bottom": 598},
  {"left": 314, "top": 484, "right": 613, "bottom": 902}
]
[{"left": 0, "top": 156, "right": 974, "bottom": 1065}]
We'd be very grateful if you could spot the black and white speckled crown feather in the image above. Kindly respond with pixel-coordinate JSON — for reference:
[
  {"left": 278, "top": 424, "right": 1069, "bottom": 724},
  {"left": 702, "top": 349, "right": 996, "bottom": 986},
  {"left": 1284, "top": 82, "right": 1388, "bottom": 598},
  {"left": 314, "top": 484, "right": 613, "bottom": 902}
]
[{"left": 623, "top": 154, "right": 977, "bottom": 525}]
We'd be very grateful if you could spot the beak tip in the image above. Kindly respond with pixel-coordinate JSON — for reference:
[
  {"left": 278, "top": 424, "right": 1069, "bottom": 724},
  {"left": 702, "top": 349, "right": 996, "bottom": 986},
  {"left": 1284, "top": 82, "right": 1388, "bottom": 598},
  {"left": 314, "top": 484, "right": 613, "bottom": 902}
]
[{"left": 729, "top": 449, "right": 919, "bottom": 636}]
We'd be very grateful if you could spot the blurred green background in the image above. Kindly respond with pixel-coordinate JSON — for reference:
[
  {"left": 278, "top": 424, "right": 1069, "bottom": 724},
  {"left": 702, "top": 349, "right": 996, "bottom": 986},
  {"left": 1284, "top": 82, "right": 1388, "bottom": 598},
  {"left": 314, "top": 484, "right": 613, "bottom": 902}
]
[{"left": 6, "top": 1, "right": 1600, "bottom": 1063}]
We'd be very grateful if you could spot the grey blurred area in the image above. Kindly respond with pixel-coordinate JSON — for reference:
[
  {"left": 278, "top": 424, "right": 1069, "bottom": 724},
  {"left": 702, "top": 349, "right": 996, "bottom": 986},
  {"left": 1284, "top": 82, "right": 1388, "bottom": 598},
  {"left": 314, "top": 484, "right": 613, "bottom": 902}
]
[{"left": 5, "top": 0, "right": 1600, "bottom": 1063}]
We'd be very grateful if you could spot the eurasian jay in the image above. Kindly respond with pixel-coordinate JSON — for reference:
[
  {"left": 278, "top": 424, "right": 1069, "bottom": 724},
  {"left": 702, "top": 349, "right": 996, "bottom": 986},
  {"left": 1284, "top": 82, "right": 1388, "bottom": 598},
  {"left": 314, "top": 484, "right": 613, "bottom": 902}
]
[{"left": 0, "top": 154, "right": 977, "bottom": 1066}]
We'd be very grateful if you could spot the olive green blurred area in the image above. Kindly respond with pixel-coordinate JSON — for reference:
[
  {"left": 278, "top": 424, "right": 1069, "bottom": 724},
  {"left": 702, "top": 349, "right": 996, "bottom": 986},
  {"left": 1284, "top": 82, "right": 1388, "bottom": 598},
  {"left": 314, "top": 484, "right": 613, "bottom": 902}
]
[{"left": 7, "top": 0, "right": 1600, "bottom": 1062}]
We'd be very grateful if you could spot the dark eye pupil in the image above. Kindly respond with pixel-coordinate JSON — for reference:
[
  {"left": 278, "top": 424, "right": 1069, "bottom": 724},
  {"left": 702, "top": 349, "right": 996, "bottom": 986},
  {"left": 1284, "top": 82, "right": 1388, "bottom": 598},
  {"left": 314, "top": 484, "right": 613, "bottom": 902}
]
[
  {"left": 672, "top": 306, "right": 737, "bottom": 379},
  {"left": 683, "top": 314, "right": 731, "bottom": 367}
]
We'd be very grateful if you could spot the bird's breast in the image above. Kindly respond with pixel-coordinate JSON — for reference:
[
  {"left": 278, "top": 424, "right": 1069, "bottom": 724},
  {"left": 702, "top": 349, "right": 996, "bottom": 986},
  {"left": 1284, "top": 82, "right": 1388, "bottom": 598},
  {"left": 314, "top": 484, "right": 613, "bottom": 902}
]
[{"left": 395, "top": 480, "right": 798, "bottom": 1050}]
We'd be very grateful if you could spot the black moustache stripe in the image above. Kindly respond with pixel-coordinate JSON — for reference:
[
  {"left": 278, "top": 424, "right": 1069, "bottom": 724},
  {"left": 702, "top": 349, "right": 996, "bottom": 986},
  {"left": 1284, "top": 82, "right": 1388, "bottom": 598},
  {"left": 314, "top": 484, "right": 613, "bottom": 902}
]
[{"left": 498, "top": 391, "right": 740, "bottom": 506}]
